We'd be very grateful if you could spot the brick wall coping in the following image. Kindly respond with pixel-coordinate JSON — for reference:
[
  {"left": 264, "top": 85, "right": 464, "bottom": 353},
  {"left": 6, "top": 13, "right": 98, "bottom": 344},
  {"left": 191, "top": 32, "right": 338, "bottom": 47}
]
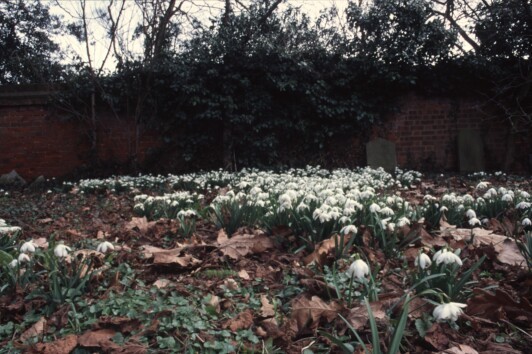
[{"left": 0, "top": 84, "right": 59, "bottom": 106}]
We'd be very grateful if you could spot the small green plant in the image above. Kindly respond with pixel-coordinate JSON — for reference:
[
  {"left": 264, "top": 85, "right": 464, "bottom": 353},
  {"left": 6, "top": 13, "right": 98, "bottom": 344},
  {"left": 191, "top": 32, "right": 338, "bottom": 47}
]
[
  {"left": 176, "top": 209, "right": 198, "bottom": 238},
  {"left": 514, "top": 231, "right": 532, "bottom": 270},
  {"left": 413, "top": 248, "right": 486, "bottom": 302},
  {"left": 325, "top": 257, "right": 380, "bottom": 306},
  {"left": 27, "top": 250, "right": 95, "bottom": 316},
  {"left": 321, "top": 295, "right": 411, "bottom": 354},
  {"left": 210, "top": 199, "right": 263, "bottom": 235}
]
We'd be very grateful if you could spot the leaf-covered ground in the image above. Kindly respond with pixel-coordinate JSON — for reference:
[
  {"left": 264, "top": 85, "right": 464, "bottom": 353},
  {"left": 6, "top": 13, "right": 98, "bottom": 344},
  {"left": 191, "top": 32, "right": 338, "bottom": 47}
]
[{"left": 0, "top": 168, "right": 531, "bottom": 354}]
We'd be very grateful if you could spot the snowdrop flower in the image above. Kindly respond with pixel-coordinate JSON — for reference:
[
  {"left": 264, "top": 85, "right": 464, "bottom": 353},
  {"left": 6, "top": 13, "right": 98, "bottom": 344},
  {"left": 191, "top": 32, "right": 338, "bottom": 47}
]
[
  {"left": 338, "top": 216, "right": 351, "bottom": 225},
  {"left": 369, "top": 203, "right": 381, "bottom": 213},
  {"left": 433, "top": 248, "right": 462, "bottom": 266},
  {"left": 440, "top": 206, "right": 448, "bottom": 212},
  {"left": 468, "top": 217, "right": 481, "bottom": 227},
  {"left": 516, "top": 202, "right": 531, "bottom": 210},
  {"left": 177, "top": 209, "right": 196, "bottom": 218},
  {"left": 433, "top": 302, "right": 467, "bottom": 322},
  {"left": 20, "top": 241, "right": 36, "bottom": 253},
  {"left": 340, "top": 225, "right": 358, "bottom": 235},
  {"left": 347, "top": 258, "right": 369, "bottom": 280},
  {"left": 9, "top": 259, "right": 18, "bottom": 268},
  {"left": 379, "top": 206, "right": 394, "bottom": 216},
  {"left": 476, "top": 181, "right": 489, "bottom": 190},
  {"left": 380, "top": 217, "right": 391, "bottom": 229},
  {"left": 96, "top": 241, "right": 115, "bottom": 254},
  {"left": 424, "top": 194, "right": 437, "bottom": 202},
  {"left": 483, "top": 188, "right": 497, "bottom": 199},
  {"left": 465, "top": 209, "right": 476, "bottom": 219},
  {"left": 387, "top": 222, "right": 396, "bottom": 232},
  {"left": 296, "top": 202, "right": 309, "bottom": 213},
  {"left": 54, "top": 244, "right": 71, "bottom": 258},
  {"left": 501, "top": 194, "right": 513, "bottom": 202},
  {"left": 18, "top": 253, "right": 31, "bottom": 263},
  {"left": 397, "top": 217, "right": 410, "bottom": 228},
  {"left": 415, "top": 252, "right": 432, "bottom": 269},
  {"left": 522, "top": 218, "right": 532, "bottom": 227}
]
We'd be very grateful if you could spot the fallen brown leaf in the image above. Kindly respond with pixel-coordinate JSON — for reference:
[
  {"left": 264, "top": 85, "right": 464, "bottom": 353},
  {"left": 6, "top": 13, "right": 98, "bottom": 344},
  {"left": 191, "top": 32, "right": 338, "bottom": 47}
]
[
  {"left": 33, "top": 237, "right": 48, "bottom": 249},
  {"left": 260, "top": 295, "right": 275, "bottom": 318},
  {"left": 440, "top": 344, "right": 479, "bottom": 354},
  {"left": 480, "top": 341, "right": 523, "bottom": 354},
  {"left": 217, "top": 229, "right": 229, "bottom": 244},
  {"left": 126, "top": 217, "right": 156, "bottom": 234},
  {"left": 20, "top": 316, "right": 46, "bottom": 343},
  {"left": 78, "top": 328, "right": 116, "bottom": 347},
  {"left": 303, "top": 234, "right": 346, "bottom": 266},
  {"left": 33, "top": 334, "right": 78, "bottom": 354},
  {"left": 97, "top": 316, "right": 142, "bottom": 333},
  {"left": 37, "top": 218, "right": 53, "bottom": 224},
  {"left": 444, "top": 228, "right": 526, "bottom": 266},
  {"left": 424, "top": 323, "right": 450, "bottom": 351},
  {"left": 152, "top": 279, "right": 172, "bottom": 289},
  {"left": 223, "top": 278, "right": 239, "bottom": 291},
  {"left": 153, "top": 251, "right": 201, "bottom": 268},
  {"left": 467, "top": 288, "right": 532, "bottom": 324},
  {"left": 139, "top": 245, "right": 167, "bottom": 259},
  {"left": 410, "top": 223, "right": 446, "bottom": 247},
  {"left": 238, "top": 269, "right": 250, "bottom": 280},
  {"left": 223, "top": 309, "right": 254, "bottom": 332},
  {"left": 207, "top": 294, "right": 221, "bottom": 314},
  {"left": 217, "top": 232, "right": 273, "bottom": 260},
  {"left": 347, "top": 301, "right": 386, "bottom": 330},
  {"left": 291, "top": 295, "right": 341, "bottom": 333}
]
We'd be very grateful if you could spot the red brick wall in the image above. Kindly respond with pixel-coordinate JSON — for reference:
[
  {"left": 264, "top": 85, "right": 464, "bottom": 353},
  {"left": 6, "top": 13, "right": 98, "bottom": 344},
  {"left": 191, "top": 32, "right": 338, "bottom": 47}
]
[
  {"left": 378, "top": 94, "right": 527, "bottom": 172},
  {"left": 0, "top": 101, "right": 161, "bottom": 180},
  {"left": 0, "top": 105, "right": 87, "bottom": 178},
  {"left": 0, "top": 90, "right": 528, "bottom": 180}
]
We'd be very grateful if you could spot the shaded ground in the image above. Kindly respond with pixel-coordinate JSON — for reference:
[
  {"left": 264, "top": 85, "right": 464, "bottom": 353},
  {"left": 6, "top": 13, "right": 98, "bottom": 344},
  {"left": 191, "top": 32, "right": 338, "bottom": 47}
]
[{"left": 0, "top": 173, "right": 531, "bottom": 353}]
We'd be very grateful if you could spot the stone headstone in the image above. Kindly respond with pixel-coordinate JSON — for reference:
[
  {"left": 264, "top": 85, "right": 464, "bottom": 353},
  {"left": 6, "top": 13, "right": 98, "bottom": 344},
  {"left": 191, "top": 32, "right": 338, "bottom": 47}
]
[
  {"left": 366, "top": 138, "right": 397, "bottom": 172},
  {"left": 29, "top": 175, "right": 46, "bottom": 192},
  {"left": 458, "top": 129, "right": 485, "bottom": 173},
  {"left": 0, "top": 170, "right": 26, "bottom": 186}
]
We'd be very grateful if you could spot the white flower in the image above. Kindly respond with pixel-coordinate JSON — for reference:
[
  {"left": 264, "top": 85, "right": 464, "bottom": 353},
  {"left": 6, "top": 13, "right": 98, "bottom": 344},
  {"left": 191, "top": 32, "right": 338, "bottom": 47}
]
[
  {"left": 340, "top": 225, "right": 358, "bottom": 235},
  {"left": 379, "top": 207, "right": 395, "bottom": 216},
  {"left": 522, "top": 218, "right": 532, "bottom": 227},
  {"left": 465, "top": 209, "right": 476, "bottom": 219},
  {"left": 296, "top": 202, "right": 309, "bottom": 213},
  {"left": 20, "top": 241, "right": 36, "bottom": 253},
  {"left": 369, "top": 203, "right": 381, "bottom": 213},
  {"left": 433, "top": 249, "right": 462, "bottom": 266},
  {"left": 177, "top": 209, "right": 196, "bottom": 218},
  {"left": 397, "top": 217, "right": 410, "bottom": 228},
  {"left": 516, "top": 202, "right": 531, "bottom": 210},
  {"left": 9, "top": 259, "right": 18, "bottom": 268},
  {"left": 476, "top": 181, "right": 489, "bottom": 190},
  {"left": 501, "top": 194, "right": 513, "bottom": 202},
  {"left": 96, "top": 241, "right": 115, "bottom": 254},
  {"left": 440, "top": 206, "right": 448, "bottom": 212},
  {"left": 468, "top": 217, "right": 481, "bottom": 227},
  {"left": 415, "top": 253, "right": 432, "bottom": 269},
  {"left": 387, "top": 222, "right": 396, "bottom": 232},
  {"left": 380, "top": 217, "right": 391, "bottom": 228},
  {"left": 347, "top": 259, "right": 369, "bottom": 280},
  {"left": 338, "top": 216, "right": 351, "bottom": 225},
  {"left": 54, "top": 244, "right": 71, "bottom": 258},
  {"left": 18, "top": 253, "right": 31, "bottom": 263},
  {"left": 433, "top": 302, "right": 467, "bottom": 322}
]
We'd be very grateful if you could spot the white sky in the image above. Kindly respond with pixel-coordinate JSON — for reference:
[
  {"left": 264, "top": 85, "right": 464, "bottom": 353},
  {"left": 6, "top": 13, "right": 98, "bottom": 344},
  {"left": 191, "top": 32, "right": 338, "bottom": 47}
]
[{"left": 49, "top": 0, "right": 351, "bottom": 72}]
